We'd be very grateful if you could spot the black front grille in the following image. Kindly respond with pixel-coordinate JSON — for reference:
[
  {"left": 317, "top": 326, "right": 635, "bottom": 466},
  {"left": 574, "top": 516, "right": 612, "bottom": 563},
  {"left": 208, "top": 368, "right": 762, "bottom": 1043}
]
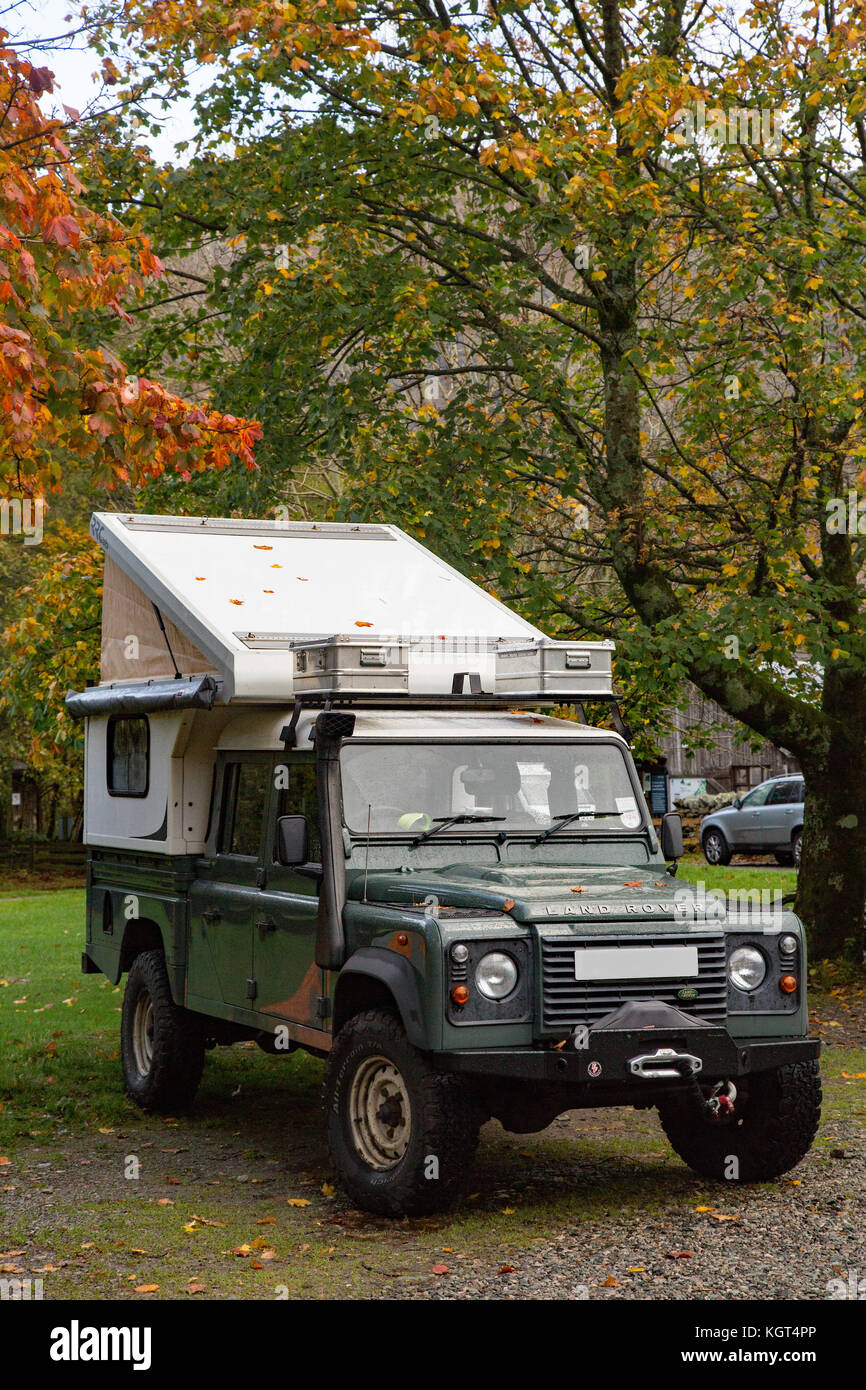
[{"left": 541, "top": 931, "right": 727, "bottom": 1030}]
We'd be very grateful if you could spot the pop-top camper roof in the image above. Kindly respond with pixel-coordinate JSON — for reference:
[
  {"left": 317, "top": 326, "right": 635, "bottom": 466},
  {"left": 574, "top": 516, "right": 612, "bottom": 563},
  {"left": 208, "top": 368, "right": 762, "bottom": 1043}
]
[{"left": 78, "top": 512, "right": 614, "bottom": 707}]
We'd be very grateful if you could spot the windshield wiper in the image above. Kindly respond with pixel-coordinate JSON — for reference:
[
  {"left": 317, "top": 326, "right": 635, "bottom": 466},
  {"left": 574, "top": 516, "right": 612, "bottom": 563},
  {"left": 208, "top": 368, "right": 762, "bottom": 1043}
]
[
  {"left": 535, "top": 810, "right": 630, "bottom": 845},
  {"left": 410, "top": 814, "right": 506, "bottom": 847}
]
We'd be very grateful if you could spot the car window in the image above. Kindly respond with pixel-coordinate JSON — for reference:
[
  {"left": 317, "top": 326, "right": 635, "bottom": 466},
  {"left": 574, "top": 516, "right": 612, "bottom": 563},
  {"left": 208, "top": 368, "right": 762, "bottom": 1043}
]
[
  {"left": 273, "top": 759, "right": 322, "bottom": 861},
  {"left": 767, "top": 781, "right": 799, "bottom": 805},
  {"left": 739, "top": 782, "right": 774, "bottom": 808},
  {"left": 219, "top": 761, "right": 270, "bottom": 857}
]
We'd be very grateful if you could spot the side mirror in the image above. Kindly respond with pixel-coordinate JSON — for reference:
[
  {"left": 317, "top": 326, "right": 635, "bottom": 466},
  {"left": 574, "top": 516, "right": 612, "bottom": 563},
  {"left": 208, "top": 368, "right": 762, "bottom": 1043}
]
[
  {"left": 660, "top": 812, "right": 683, "bottom": 861},
  {"left": 732, "top": 797, "right": 742, "bottom": 809},
  {"left": 276, "top": 815, "right": 309, "bottom": 867}
]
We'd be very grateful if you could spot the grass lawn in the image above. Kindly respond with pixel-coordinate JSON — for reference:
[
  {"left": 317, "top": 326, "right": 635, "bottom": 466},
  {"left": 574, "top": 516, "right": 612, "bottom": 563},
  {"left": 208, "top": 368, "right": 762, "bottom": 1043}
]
[{"left": 0, "top": 883, "right": 862, "bottom": 1300}]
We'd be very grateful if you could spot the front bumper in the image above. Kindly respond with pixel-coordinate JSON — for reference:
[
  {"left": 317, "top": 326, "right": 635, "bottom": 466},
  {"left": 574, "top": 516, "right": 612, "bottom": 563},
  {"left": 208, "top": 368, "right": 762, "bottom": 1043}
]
[{"left": 435, "top": 1027, "right": 820, "bottom": 1092}]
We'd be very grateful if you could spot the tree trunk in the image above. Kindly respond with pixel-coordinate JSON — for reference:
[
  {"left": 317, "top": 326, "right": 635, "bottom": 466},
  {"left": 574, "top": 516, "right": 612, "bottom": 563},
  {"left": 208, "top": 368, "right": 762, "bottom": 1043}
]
[{"left": 796, "top": 677, "right": 866, "bottom": 961}]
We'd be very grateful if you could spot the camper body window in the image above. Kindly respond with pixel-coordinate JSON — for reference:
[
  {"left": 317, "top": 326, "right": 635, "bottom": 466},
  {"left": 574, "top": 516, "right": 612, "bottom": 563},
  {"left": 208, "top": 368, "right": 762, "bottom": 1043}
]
[
  {"left": 219, "top": 761, "right": 270, "bottom": 858},
  {"left": 107, "top": 717, "right": 149, "bottom": 797}
]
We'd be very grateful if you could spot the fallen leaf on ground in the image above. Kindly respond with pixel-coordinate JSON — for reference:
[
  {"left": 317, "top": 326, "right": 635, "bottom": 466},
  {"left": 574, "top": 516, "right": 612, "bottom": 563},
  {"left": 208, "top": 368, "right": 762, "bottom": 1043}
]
[
  {"left": 432, "top": 1264, "right": 451, "bottom": 1275},
  {"left": 666, "top": 1251, "right": 694, "bottom": 1259},
  {"left": 134, "top": 1285, "right": 159, "bottom": 1294},
  {"left": 602, "top": 1276, "right": 617, "bottom": 1287}
]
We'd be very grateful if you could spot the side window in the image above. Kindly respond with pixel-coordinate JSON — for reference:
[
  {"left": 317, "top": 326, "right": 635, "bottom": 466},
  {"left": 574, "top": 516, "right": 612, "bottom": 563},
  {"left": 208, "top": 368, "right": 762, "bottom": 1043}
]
[
  {"left": 767, "top": 782, "right": 797, "bottom": 805},
  {"left": 107, "top": 717, "right": 149, "bottom": 797},
  {"left": 740, "top": 782, "right": 773, "bottom": 808},
  {"left": 219, "top": 761, "right": 270, "bottom": 858},
  {"left": 274, "top": 760, "right": 322, "bottom": 861}
]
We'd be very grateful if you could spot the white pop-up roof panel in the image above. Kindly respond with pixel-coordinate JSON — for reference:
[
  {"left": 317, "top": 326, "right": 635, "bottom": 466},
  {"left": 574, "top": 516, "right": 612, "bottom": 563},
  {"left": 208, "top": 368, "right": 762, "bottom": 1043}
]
[{"left": 90, "top": 513, "right": 551, "bottom": 701}]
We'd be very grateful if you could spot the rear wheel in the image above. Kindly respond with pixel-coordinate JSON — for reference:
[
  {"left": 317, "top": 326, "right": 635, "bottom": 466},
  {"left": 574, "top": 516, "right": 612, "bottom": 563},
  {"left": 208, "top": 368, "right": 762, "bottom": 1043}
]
[
  {"left": 702, "top": 828, "right": 732, "bottom": 866},
  {"left": 324, "top": 1009, "right": 480, "bottom": 1216},
  {"left": 658, "top": 1060, "right": 821, "bottom": 1182},
  {"left": 774, "top": 850, "right": 794, "bottom": 865},
  {"left": 121, "top": 950, "right": 205, "bottom": 1111}
]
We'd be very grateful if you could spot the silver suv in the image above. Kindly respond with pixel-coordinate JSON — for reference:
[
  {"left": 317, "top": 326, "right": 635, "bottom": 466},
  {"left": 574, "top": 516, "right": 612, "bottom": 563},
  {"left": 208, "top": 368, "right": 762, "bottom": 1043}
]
[{"left": 700, "top": 776, "right": 804, "bottom": 867}]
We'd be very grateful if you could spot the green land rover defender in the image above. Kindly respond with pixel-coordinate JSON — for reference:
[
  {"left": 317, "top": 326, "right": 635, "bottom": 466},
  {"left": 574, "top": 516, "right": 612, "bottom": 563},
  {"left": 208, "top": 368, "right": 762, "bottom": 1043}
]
[{"left": 72, "top": 513, "right": 821, "bottom": 1216}]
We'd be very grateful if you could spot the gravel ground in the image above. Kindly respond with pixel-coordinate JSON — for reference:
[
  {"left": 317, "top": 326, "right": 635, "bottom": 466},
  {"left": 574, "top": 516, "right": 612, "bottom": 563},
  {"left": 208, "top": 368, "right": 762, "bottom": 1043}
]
[{"left": 386, "top": 1115, "right": 866, "bottom": 1301}]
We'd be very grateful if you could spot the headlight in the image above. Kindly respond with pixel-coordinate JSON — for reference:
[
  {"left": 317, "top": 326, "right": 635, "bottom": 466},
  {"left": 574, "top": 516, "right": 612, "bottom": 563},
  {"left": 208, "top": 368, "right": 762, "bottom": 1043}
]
[
  {"left": 475, "top": 951, "right": 518, "bottom": 1000},
  {"left": 728, "top": 945, "right": 767, "bottom": 992}
]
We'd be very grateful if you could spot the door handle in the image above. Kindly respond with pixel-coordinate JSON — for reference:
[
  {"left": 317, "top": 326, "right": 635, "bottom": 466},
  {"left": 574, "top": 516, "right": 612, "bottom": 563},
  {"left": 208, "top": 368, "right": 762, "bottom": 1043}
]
[
  {"left": 201, "top": 909, "right": 220, "bottom": 924},
  {"left": 256, "top": 919, "right": 277, "bottom": 940}
]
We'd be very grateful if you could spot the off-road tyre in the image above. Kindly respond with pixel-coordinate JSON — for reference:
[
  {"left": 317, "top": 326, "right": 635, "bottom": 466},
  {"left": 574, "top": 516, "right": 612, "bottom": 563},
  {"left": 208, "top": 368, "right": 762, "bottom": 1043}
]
[
  {"left": 121, "top": 949, "right": 205, "bottom": 1111},
  {"left": 658, "top": 1060, "right": 821, "bottom": 1182},
  {"left": 702, "top": 828, "right": 732, "bottom": 866},
  {"left": 324, "top": 1009, "right": 480, "bottom": 1217}
]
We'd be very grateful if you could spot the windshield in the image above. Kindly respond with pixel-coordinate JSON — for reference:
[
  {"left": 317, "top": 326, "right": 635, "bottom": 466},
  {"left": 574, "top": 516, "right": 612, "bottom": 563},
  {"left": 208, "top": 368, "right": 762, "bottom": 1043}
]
[{"left": 340, "top": 741, "right": 645, "bottom": 836}]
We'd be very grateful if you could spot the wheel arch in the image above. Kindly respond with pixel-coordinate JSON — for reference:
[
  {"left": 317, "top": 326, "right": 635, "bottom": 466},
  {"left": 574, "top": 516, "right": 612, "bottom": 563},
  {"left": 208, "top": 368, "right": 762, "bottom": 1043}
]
[
  {"left": 333, "top": 948, "right": 430, "bottom": 1049},
  {"left": 119, "top": 917, "right": 166, "bottom": 976}
]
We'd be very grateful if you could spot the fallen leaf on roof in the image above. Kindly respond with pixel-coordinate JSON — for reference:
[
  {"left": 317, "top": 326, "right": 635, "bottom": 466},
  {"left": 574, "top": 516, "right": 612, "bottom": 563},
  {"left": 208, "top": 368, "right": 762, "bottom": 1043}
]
[
  {"left": 229, "top": 599, "right": 244, "bottom": 606},
  {"left": 571, "top": 886, "right": 586, "bottom": 893},
  {"left": 296, "top": 575, "right": 308, "bottom": 580},
  {"left": 253, "top": 545, "right": 273, "bottom": 550},
  {"left": 623, "top": 881, "right": 642, "bottom": 887},
  {"left": 263, "top": 589, "right": 274, "bottom": 594},
  {"left": 503, "top": 897, "right": 515, "bottom": 910},
  {"left": 195, "top": 576, "right": 206, "bottom": 581},
  {"left": 355, "top": 620, "right": 373, "bottom": 627}
]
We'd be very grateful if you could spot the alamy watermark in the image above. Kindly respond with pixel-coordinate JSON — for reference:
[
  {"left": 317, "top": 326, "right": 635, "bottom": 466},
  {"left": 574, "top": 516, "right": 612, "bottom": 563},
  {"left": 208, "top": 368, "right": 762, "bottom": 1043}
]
[
  {"left": 0, "top": 497, "right": 44, "bottom": 545},
  {"left": 672, "top": 100, "right": 783, "bottom": 154}
]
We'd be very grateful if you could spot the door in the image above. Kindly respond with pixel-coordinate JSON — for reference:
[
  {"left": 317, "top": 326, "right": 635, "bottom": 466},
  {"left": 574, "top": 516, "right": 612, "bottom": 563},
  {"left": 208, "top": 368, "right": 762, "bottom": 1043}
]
[
  {"left": 252, "top": 754, "right": 324, "bottom": 1029},
  {"left": 189, "top": 755, "right": 272, "bottom": 1008},
  {"left": 759, "top": 779, "right": 801, "bottom": 848},
  {"left": 730, "top": 780, "right": 774, "bottom": 848}
]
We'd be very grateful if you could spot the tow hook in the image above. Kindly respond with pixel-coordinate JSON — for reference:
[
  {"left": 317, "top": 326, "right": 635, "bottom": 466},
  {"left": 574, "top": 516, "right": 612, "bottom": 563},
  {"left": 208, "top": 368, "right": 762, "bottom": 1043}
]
[{"left": 705, "top": 1080, "right": 737, "bottom": 1123}]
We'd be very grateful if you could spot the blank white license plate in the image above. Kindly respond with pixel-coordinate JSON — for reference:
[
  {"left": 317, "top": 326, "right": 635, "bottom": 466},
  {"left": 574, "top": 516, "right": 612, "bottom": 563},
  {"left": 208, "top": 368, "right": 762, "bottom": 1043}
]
[{"left": 574, "top": 946, "right": 699, "bottom": 982}]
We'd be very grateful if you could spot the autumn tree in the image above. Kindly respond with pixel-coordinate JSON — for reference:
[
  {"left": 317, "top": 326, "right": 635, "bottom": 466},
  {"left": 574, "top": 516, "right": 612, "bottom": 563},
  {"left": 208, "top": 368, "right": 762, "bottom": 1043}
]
[
  {"left": 0, "top": 27, "right": 261, "bottom": 801},
  {"left": 91, "top": 0, "right": 866, "bottom": 957}
]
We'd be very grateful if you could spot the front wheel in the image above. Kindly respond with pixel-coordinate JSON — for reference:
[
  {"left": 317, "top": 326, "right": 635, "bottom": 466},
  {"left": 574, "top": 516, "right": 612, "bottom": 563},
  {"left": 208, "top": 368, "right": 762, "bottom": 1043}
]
[
  {"left": 121, "top": 950, "right": 205, "bottom": 1111},
  {"left": 658, "top": 1060, "right": 821, "bottom": 1182},
  {"left": 324, "top": 1010, "right": 480, "bottom": 1216},
  {"left": 792, "top": 829, "right": 802, "bottom": 868},
  {"left": 702, "top": 828, "right": 732, "bottom": 866}
]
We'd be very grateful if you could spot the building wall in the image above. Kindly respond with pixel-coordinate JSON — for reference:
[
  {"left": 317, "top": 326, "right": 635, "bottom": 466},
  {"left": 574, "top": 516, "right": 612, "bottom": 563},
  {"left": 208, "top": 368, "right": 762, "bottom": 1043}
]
[{"left": 658, "top": 685, "right": 799, "bottom": 792}]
